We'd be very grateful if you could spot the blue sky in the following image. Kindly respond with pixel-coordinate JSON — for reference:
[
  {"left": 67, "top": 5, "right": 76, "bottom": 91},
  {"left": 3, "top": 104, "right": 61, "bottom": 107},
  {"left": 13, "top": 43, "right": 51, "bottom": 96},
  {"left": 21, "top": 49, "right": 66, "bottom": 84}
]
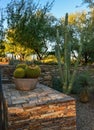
[
  {"left": 0, "top": 0, "right": 87, "bottom": 18},
  {"left": 40, "top": 0, "right": 87, "bottom": 18},
  {"left": 52, "top": 0, "right": 87, "bottom": 18}
]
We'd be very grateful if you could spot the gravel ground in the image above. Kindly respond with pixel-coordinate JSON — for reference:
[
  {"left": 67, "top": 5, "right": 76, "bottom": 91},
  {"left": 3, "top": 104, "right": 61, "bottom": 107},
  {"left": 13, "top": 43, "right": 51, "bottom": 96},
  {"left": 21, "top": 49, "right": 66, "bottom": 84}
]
[{"left": 72, "top": 93, "right": 94, "bottom": 130}]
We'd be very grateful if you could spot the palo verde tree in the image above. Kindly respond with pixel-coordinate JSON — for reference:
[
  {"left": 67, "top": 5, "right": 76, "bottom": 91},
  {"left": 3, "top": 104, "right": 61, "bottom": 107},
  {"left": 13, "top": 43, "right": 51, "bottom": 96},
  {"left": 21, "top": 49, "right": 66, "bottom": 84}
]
[
  {"left": 4, "top": 29, "right": 34, "bottom": 60},
  {"left": 6, "top": 0, "right": 56, "bottom": 60},
  {"left": 80, "top": 11, "right": 94, "bottom": 63},
  {"left": 56, "top": 10, "right": 94, "bottom": 94},
  {"left": 60, "top": 10, "right": 94, "bottom": 64},
  {"left": 82, "top": 0, "right": 94, "bottom": 7}
]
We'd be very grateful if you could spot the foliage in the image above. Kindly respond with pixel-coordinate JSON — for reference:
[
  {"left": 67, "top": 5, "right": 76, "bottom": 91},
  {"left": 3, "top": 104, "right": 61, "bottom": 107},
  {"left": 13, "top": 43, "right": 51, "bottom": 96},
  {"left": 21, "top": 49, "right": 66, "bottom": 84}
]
[
  {"left": 6, "top": 0, "right": 57, "bottom": 60},
  {"left": 82, "top": 0, "right": 94, "bottom": 8},
  {"left": 41, "top": 55, "right": 58, "bottom": 64},
  {"left": 4, "top": 31, "right": 34, "bottom": 60},
  {"left": 60, "top": 10, "right": 94, "bottom": 64},
  {"left": 0, "top": 9, "right": 5, "bottom": 57},
  {"left": 0, "top": 9, "right": 4, "bottom": 43},
  {"left": 55, "top": 13, "right": 83, "bottom": 94},
  {"left": 52, "top": 77, "right": 62, "bottom": 92},
  {"left": 71, "top": 71, "right": 91, "bottom": 94}
]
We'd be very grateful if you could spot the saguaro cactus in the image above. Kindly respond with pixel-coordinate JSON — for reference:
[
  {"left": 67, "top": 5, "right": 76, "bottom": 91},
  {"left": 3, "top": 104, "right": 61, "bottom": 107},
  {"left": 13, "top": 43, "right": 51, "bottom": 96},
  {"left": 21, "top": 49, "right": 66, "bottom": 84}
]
[
  {"left": 63, "top": 13, "right": 71, "bottom": 93},
  {"left": 55, "top": 13, "right": 82, "bottom": 94},
  {"left": 63, "top": 13, "right": 82, "bottom": 94},
  {"left": 55, "top": 30, "right": 63, "bottom": 87},
  {"left": 67, "top": 42, "right": 82, "bottom": 94}
]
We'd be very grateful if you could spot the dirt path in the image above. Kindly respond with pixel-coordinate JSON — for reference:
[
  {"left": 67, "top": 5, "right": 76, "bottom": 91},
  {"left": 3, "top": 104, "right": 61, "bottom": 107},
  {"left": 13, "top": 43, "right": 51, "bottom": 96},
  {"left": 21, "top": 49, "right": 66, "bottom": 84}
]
[{"left": 72, "top": 93, "right": 94, "bottom": 130}]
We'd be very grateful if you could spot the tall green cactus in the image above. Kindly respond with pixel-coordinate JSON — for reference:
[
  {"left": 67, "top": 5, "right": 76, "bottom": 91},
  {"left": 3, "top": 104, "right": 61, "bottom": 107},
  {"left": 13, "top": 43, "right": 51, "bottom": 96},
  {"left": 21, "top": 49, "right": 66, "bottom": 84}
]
[
  {"left": 67, "top": 42, "right": 82, "bottom": 94},
  {"left": 55, "top": 30, "right": 63, "bottom": 88},
  {"left": 63, "top": 13, "right": 71, "bottom": 93},
  {"left": 63, "top": 13, "right": 82, "bottom": 94},
  {"left": 55, "top": 13, "right": 82, "bottom": 94}
]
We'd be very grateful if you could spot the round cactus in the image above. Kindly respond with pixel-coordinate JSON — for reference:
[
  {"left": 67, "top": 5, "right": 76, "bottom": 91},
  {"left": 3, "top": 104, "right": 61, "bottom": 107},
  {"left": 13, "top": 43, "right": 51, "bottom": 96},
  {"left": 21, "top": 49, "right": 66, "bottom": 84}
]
[
  {"left": 25, "top": 65, "right": 41, "bottom": 78},
  {"left": 16, "top": 63, "right": 27, "bottom": 69},
  {"left": 13, "top": 68, "right": 25, "bottom": 78}
]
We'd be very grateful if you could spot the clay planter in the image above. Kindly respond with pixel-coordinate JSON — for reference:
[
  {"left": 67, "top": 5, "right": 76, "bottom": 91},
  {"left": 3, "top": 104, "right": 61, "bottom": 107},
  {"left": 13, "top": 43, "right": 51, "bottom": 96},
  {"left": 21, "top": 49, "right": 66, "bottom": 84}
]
[
  {"left": 13, "top": 78, "right": 38, "bottom": 91},
  {"left": 79, "top": 89, "right": 89, "bottom": 103}
]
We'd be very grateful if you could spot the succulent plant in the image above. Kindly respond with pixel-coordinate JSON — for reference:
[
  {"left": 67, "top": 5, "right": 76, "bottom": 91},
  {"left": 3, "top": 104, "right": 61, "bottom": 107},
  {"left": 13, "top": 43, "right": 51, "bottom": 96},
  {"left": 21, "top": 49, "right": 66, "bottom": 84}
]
[
  {"left": 13, "top": 64, "right": 41, "bottom": 78},
  {"left": 25, "top": 65, "right": 41, "bottom": 78},
  {"left": 13, "top": 68, "right": 25, "bottom": 78},
  {"left": 16, "top": 63, "right": 27, "bottom": 69}
]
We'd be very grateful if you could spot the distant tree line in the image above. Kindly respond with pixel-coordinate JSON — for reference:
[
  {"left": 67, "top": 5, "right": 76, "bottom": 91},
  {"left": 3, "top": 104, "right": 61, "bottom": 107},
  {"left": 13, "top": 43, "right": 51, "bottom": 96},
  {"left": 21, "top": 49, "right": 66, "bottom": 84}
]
[{"left": 0, "top": 0, "right": 94, "bottom": 64}]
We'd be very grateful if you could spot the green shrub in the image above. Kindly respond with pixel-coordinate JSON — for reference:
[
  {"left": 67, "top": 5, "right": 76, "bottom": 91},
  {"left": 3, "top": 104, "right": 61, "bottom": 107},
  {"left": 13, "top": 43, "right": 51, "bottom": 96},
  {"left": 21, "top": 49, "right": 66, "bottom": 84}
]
[
  {"left": 71, "top": 71, "right": 91, "bottom": 94},
  {"left": 52, "top": 77, "right": 63, "bottom": 92}
]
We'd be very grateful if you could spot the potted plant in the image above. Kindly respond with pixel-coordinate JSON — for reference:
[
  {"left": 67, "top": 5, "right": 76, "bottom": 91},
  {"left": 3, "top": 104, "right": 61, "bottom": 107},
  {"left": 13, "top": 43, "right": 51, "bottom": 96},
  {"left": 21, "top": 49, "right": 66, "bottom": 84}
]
[{"left": 13, "top": 63, "right": 41, "bottom": 91}]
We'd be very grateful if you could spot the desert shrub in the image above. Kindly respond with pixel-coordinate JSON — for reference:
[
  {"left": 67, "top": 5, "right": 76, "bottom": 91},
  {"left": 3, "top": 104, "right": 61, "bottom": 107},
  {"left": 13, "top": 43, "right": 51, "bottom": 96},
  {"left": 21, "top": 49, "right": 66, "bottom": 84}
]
[
  {"left": 71, "top": 71, "right": 91, "bottom": 94},
  {"left": 52, "top": 77, "right": 63, "bottom": 92}
]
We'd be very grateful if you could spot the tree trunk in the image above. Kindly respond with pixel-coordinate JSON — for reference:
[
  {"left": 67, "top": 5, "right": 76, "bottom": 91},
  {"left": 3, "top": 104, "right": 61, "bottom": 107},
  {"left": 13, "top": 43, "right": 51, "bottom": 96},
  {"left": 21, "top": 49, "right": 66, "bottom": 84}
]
[
  {"left": 35, "top": 49, "right": 42, "bottom": 60},
  {"left": 84, "top": 53, "right": 88, "bottom": 64}
]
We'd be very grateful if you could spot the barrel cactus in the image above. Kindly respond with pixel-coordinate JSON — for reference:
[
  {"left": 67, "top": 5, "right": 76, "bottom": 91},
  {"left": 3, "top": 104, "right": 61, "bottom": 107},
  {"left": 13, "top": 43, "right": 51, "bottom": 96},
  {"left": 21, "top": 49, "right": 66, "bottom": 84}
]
[
  {"left": 16, "top": 63, "right": 27, "bottom": 69},
  {"left": 13, "top": 68, "right": 25, "bottom": 78},
  {"left": 13, "top": 64, "right": 41, "bottom": 78},
  {"left": 26, "top": 65, "right": 41, "bottom": 78}
]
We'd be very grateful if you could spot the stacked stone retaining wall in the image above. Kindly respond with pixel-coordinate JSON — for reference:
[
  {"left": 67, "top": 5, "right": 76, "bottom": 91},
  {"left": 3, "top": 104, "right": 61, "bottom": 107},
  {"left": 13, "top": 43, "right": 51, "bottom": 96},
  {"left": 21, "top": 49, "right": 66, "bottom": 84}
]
[{"left": 3, "top": 84, "right": 77, "bottom": 130}]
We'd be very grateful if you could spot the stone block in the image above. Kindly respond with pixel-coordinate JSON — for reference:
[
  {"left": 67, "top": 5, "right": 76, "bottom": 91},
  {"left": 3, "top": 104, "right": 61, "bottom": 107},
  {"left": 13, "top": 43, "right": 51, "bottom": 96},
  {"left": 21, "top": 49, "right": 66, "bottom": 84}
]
[{"left": 2, "top": 83, "right": 77, "bottom": 130}]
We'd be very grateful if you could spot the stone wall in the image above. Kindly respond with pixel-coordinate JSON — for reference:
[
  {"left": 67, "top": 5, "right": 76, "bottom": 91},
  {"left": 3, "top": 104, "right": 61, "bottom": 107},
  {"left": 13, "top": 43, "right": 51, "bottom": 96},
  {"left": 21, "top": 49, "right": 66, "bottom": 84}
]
[
  {"left": 39, "top": 65, "right": 60, "bottom": 87},
  {"left": 1, "top": 64, "right": 60, "bottom": 87},
  {"left": 0, "top": 64, "right": 92, "bottom": 87},
  {"left": 3, "top": 84, "right": 77, "bottom": 130},
  {"left": 0, "top": 65, "right": 15, "bottom": 83}
]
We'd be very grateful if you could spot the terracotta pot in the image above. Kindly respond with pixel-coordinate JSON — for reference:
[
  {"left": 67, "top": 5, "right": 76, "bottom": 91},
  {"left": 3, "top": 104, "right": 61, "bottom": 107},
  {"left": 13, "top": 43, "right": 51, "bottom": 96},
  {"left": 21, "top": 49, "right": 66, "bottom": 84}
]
[
  {"left": 13, "top": 78, "right": 38, "bottom": 91},
  {"left": 79, "top": 89, "right": 89, "bottom": 103}
]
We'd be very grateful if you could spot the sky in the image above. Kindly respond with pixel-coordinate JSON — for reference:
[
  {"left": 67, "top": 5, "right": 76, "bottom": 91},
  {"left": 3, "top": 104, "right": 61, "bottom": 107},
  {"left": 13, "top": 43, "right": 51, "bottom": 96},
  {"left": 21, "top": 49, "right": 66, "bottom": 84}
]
[
  {"left": 40, "top": 0, "right": 87, "bottom": 18},
  {"left": 0, "top": 0, "right": 88, "bottom": 19}
]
